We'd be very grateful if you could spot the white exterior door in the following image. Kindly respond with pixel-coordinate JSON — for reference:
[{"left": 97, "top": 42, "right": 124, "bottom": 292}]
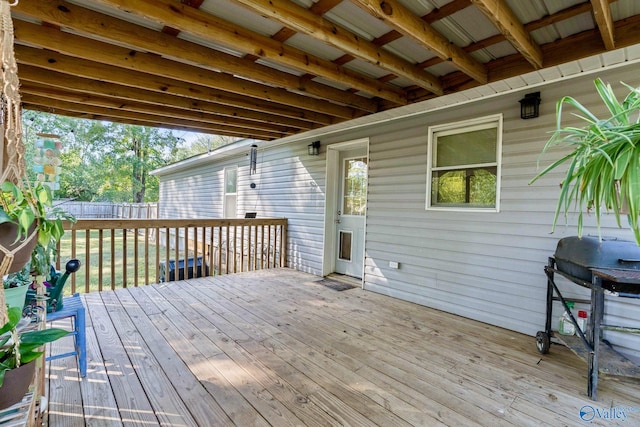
[{"left": 335, "top": 153, "right": 367, "bottom": 277}]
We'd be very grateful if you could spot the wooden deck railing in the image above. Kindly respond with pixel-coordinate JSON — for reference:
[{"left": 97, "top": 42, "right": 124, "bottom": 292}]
[{"left": 55, "top": 218, "right": 287, "bottom": 294}]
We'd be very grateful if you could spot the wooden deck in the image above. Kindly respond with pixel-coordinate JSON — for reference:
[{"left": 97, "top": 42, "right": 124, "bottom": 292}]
[{"left": 45, "top": 268, "right": 640, "bottom": 426}]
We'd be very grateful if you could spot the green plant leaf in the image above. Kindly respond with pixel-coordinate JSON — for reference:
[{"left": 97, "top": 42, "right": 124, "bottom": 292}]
[
  {"left": 531, "top": 79, "right": 640, "bottom": 244},
  {"left": 0, "top": 307, "right": 21, "bottom": 335}
]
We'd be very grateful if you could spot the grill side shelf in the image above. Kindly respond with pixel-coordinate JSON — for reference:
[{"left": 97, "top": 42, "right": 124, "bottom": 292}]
[{"left": 554, "top": 334, "right": 640, "bottom": 378}]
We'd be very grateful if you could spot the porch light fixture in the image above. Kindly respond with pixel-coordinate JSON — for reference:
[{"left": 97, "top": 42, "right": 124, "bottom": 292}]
[
  {"left": 308, "top": 140, "right": 320, "bottom": 156},
  {"left": 519, "top": 92, "right": 541, "bottom": 119}
]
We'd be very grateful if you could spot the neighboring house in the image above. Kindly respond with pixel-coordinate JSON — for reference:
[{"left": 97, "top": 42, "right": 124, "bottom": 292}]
[{"left": 152, "top": 52, "right": 640, "bottom": 362}]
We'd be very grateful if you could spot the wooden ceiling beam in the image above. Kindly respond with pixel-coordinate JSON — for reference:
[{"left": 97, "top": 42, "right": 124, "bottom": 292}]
[
  {"left": 469, "top": 0, "right": 543, "bottom": 69},
  {"left": 407, "top": 17, "right": 639, "bottom": 102},
  {"left": 23, "top": 104, "right": 268, "bottom": 139},
  {"left": 409, "top": 14, "right": 640, "bottom": 102},
  {"left": 351, "top": 0, "right": 487, "bottom": 84},
  {"left": 92, "top": 0, "right": 406, "bottom": 106},
  {"left": 370, "top": 0, "right": 471, "bottom": 47},
  {"left": 13, "top": 20, "right": 361, "bottom": 121},
  {"left": 15, "top": 45, "right": 339, "bottom": 126},
  {"left": 21, "top": 94, "right": 287, "bottom": 140},
  {"left": 18, "top": 65, "right": 317, "bottom": 131},
  {"left": 590, "top": 0, "right": 615, "bottom": 50},
  {"left": 14, "top": 0, "right": 391, "bottom": 111},
  {"left": 20, "top": 83, "right": 302, "bottom": 136},
  {"left": 229, "top": 0, "right": 443, "bottom": 95}
]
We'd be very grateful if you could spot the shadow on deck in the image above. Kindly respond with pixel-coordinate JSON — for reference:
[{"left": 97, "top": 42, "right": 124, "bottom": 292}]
[{"left": 46, "top": 268, "right": 640, "bottom": 426}]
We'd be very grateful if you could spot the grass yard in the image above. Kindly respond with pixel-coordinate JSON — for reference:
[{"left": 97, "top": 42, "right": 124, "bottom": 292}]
[{"left": 57, "top": 229, "right": 170, "bottom": 294}]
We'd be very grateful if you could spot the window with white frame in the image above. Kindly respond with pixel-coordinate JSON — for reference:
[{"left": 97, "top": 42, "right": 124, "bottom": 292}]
[
  {"left": 223, "top": 166, "right": 237, "bottom": 218},
  {"left": 427, "top": 114, "right": 502, "bottom": 211}
]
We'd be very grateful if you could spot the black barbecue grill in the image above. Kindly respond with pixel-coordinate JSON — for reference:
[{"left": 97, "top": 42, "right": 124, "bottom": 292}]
[
  {"left": 554, "top": 236, "right": 640, "bottom": 294},
  {"left": 538, "top": 236, "right": 640, "bottom": 400}
]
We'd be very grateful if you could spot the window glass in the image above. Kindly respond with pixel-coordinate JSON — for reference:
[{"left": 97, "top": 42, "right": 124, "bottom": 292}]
[
  {"left": 225, "top": 168, "right": 237, "bottom": 194},
  {"left": 224, "top": 167, "right": 237, "bottom": 218},
  {"left": 427, "top": 116, "right": 501, "bottom": 211},
  {"left": 343, "top": 157, "right": 367, "bottom": 216},
  {"left": 434, "top": 128, "right": 497, "bottom": 167}
]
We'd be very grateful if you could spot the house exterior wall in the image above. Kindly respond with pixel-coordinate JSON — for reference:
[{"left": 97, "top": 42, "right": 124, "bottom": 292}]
[
  {"left": 158, "top": 62, "right": 640, "bottom": 361},
  {"left": 158, "top": 143, "right": 327, "bottom": 274}
]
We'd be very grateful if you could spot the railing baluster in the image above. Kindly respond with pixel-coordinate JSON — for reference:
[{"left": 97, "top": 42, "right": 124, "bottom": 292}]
[
  {"left": 98, "top": 229, "right": 104, "bottom": 292},
  {"left": 164, "top": 226, "right": 170, "bottom": 283},
  {"left": 85, "top": 230, "right": 91, "bottom": 294},
  {"left": 225, "top": 226, "right": 230, "bottom": 275},
  {"left": 232, "top": 225, "right": 237, "bottom": 273},
  {"left": 240, "top": 225, "right": 245, "bottom": 273},
  {"left": 260, "top": 225, "right": 265, "bottom": 270},
  {"left": 267, "top": 225, "right": 273, "bottom": 267},
  {"left": 110, "top": 229, "right": 115, "bottom": 290},
  {"left": 144, "top": 228, "right": 150, "bottom": 286},
  {"left": 217, "top": 226, "right": 222, "bottom": 276},
  {"left": 71, "top": 229, "right": 77, "bottom": 294},
  {"left": 134, "top": 228, "right": 139, "bottom": 287},
  {"left": 153, "top": 227, "right": 158, "bottom": 284},
  {"left": 208, "top": 226, "right": 214, "bottom": 277},
  {"left": 173, "top": 227, "right": 179, "bottom": 282},
  {"left": 58, "top": 218, "right": 286, "bottom": 293},
  {"left": 122, "top": 229, "right": 128, "bottom": 288},
  {"left": 202, "top": 227, "right": 207, "bottom": 277}
]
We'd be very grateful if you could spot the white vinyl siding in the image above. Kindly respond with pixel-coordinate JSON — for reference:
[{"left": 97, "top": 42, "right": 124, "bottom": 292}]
[
  {"left": 361, "top": 65, "right": 640, "bottom": 362},
  {"left": 157, "top": 61, "right": 640, "bottom": 362},
  {"left": 158, "top": 143, "right": 327, "bottom": 275}
]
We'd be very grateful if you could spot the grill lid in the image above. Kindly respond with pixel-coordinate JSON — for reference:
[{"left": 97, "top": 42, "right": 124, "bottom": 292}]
[{"left": 554, "top": 236, "right": 640, "bottom": 293}]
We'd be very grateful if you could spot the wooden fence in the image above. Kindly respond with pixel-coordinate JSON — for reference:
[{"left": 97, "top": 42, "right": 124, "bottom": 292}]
[
  {"left": 55, "top": 218, "right": 287, "bottom": 294},
  {"left": 55, "top": 201, "right": 158, "bottom": 219}
]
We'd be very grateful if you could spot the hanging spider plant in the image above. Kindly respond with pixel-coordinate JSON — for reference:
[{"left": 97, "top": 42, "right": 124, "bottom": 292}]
[{"left": 530, "top": 78, "right": 640, "bottom": 244}]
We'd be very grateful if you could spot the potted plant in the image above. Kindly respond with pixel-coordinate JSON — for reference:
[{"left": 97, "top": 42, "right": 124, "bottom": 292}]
[
  {"left": 3, "top": 264, "right": 32, "bottom": 310},
  {"left": 530, "top": 78, "right": 640, "bottom": 244},
  {"left": 0, "top": 180, "right": 75, "bottom": 274},
  {"left": 0, "top": 306, "right": 68, "bottom": 409}
]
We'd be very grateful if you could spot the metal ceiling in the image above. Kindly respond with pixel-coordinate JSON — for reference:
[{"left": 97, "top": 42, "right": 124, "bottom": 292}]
[{"left": 10, "top": 0, "right": 640, "bottom": 141}]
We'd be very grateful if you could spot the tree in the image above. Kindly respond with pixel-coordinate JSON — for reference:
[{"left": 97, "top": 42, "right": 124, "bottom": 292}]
[
  {"left": 180, "top": 134, "right": 238, "bottom": 158},
  {"left": 21, "top": 111, "right": 188, "bottom": 202}
]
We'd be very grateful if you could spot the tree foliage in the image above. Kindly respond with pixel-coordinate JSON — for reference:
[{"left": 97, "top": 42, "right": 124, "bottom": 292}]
[{"left": 21, "top": 111, "right": 227, "bottom": 202}]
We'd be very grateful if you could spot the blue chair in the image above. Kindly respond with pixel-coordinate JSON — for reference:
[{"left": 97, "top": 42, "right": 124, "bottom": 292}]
[{"left": 46, "top": 293, "right": 87, "bottom": 377}]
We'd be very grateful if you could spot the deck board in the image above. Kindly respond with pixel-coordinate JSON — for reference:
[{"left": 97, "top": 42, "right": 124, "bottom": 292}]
[{"left": 45, "top": 268, "right": 640, "bottom": 426}]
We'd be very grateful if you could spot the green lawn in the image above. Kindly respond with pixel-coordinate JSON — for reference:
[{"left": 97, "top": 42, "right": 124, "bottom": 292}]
[{"left": 58, "top": 229, "right": 170, "bottom": 294}]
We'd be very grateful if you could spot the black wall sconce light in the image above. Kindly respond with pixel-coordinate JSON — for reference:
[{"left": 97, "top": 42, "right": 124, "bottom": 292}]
[
  {"left": 308, "top": 140, "right": 320, "bottom": 156},
  {"left": 519, "top": 92, "right": 541, "bottom": 119},
  {"left": 249, "top": 144, "right": 258, "bottom": 175}
]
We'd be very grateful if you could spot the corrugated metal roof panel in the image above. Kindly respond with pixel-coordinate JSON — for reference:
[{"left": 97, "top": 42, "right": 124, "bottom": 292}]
[
  {"left": 479, "top": 41, "right": 519, "bottom": 61},
  {"left": 177, "top": 32, "right": 245, "bottom": 58},
  {"left": 396, "top": 0, "right": 435, "bottom": 16},
  {"left": 435, "top": 7, "right": 500, "bottom": 44},
  {"left": 553, "top": 12, "right": 594, "bottom": 39},
  {"left": 66, "top": 0, "right": 164, "bottom": 30},
  {"left": 384, "top": 38, "right": 436, "bottom": 64},
  {"left": 254, "top": 58, "right": 305, "bottom": 77},
  {"left": 388, "top": 76, "right": 417, "bottom": 88},
  {"left": 325, "top": 1, "right": 389, "bottom": 40},
  {"left": 611, "top": 0, "right": 640, "bottom": 20},
  {"left": 343, "top": 59, "right": 391, "bottom": 80},
  {"left": 284, "top": 33, "right": 345, "bottom": 62},
  {"left": 539, "top": 0, "right": 586, "bottom": 16},
  {"left": 310, "top": 76, "right": 351, "bottom": 92},
  {"left": 199, "top": 0, "right": 282, "bottom": 37},
  {"left": 425, "top": 61, "right": 459, "bottom": 77}
]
